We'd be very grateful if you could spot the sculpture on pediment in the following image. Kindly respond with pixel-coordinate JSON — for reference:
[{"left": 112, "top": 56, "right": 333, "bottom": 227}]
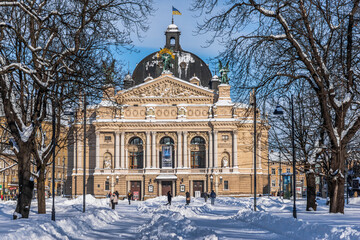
[
  {"left": 157, "top": 48, "right": 175, "bottom": 72},
  {"left": 218, "top": 60, "right": 230, "bottom": 84}
]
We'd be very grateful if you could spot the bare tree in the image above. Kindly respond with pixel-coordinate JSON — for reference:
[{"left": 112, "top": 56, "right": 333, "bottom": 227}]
[
  {"left": 0, "top": 0, "right": 153, "bottom": 218},
  {"left": 269, "top": 82, "right": 323, "bottom": 211},
  {"left": 192, "top": 0, "right": 360, "bottom": 213}
]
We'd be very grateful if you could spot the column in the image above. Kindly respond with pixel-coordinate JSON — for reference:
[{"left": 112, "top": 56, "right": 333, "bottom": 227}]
[
  {"left": 73, "top": 131, "right": 78, "bottom": 170},
  {"left": 233, "top": 130, "right": 238, "bottom": 168},
  {"left": 146, "top": 131, "right": 151, "bottom": 168},
  {"left": 120, "top": 132, "right": 125, "bottom": 168},
  {"left": 213, "top": 130, "right": 218, "bottom": 168},
  {"left": 95, "top": 131, "right": 100, "bottom": 169},
  {"left": 208, "top": 131, "right": 213, "bottom": 168},
  {"left": 151, "top": 131, "right": 156, "bottom": 168},
  {"left": 177, "top": 131, "right": 182, "bottom": 168},
  {"left": 115, "top": 131, "right": 120, "bottom": 169},
  {"left": 183, "top": 131, "right": 188, "bottom": 168},
  {"left": 125, "top": 149, "right": 128, "bottom": 169}
]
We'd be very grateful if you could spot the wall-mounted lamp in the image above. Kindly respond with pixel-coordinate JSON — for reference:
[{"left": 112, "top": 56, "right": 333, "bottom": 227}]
[
  {"left": 219, "top": 176, "right": 223, "bottom": 184},
  {"left": 210, "top": 175, "right": 213, "bottom": 183},
  {"left": 106, "top": 176, "right": 110, "bottom": 180},
  {"left": 116, "top": 176, "right": 119, "bottom": 183},
  {"left": 149, "top": 179, "right": 152, "bottom": 184},
  {"left": 181, "top": 178, "right": 184, "bottom": 183}
]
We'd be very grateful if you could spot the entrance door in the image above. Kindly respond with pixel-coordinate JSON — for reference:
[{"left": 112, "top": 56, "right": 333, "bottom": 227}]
[
  {"left": 130, "top": 181, "right": 141, "bottom": 200},
  {"left": 193, "top": 181, "right": 204, "bottom": 197},
  {"left": 162, "top": 181, "right": 172, "bottom": 196}
]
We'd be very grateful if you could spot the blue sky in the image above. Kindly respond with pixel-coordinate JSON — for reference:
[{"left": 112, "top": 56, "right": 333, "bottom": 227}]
[{"left": 120, "top": 0, "right": 224, "bottom": 73}]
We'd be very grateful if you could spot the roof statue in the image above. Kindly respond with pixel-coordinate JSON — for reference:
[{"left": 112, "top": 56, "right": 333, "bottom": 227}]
[
  {"left": 218, "top": 60, "right": 230, "bottom": 84},
  {"left": 157, "top": 48, "right": 175, "bottom": 73},
  {"left": 102, "top": 60, "right": 116, "bottom": 85}
]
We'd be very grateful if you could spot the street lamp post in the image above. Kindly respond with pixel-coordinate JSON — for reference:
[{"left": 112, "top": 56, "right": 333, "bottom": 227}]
[
  {"left": 83, "top": 94, "right": 87, "bottom": 213},
  {"left": 273, "top": 94, "right": 297, "bottom": 218},
  {"left": 210, "top": 175, "right": 213, "bottom": 191},
  {"left": 250, "top": 89, "right": 257, "bottom": 211},
  {"left": 51, "top": 102, "right": 56, "bottom": 221}
]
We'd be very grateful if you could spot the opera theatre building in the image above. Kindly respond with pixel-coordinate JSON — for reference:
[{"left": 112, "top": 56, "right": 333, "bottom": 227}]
[{"left": 69, "top": 23, "right": 269, "bottom": 200}]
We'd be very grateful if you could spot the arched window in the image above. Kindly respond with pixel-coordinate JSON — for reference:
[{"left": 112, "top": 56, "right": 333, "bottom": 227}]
[
  {"left": 170, "top": 37, "right": 175, "bottom": 46},
  {"left": 159, "top": 136, "right": 174, "bottom": 168},
  {"left": 160, "top": 137, "right": 174, "bottom": 145},
  {"left": 190, "top": 136, "right": 206, "bottom": 145},
  {"left": 190, "top": 136, "right": 206, "bottom": 168},
  {"left": 128, "top": 137, "right": 143, "bottom": 169}
]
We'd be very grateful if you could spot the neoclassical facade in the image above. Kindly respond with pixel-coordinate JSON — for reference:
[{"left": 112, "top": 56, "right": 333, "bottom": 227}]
[{"left": 69, "top": 24, "right": 269, "bottom": 199}]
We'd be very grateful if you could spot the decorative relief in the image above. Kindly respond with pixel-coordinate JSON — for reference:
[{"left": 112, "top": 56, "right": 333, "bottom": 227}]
[
  {"left": 133, "top": 110, "right": 138, "bottom": 116},
  {"left": 171, "top": 109, "right": 177, "bottom": 116},
  {"left": 164, "top": 109, "right": 170, "bottom": 116},
  {"left": 140, "top": 110, "right": 145, "bottom": 116},
  {"left": 125, "top": 110, "right": 131, "bottom": 117},
  {"left": 128, "top": 81, "right": 201, "bottom": 98},
  {"left": 156, "top": 110, "right": 162, "bottom": 116},
  {"left": 202, "top": 110, "right": 208, "bottom": 116},
  {"left": 195, "top": 110, "right": 200, "bottom": 116},
  {"left": 188, "top": 110, "right": 194, "bottom": 116},
  {"left": 177, "top": 107, "right": 186, "bottom": 117}
]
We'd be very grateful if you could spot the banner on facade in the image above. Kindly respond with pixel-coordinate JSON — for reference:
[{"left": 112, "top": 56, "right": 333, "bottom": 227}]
[{"left": 162, "top": 145, "right": 173, "bottom": 168}]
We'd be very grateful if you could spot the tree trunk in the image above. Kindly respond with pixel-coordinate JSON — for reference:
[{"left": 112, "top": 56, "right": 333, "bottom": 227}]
[
  {"left": 306, "top": 170, "right": 317, "bottom": 211},
  {"left": 14, "top": 152, "right": 34, "bottom": 219},
  {"left": 328, "top": 148, "right": 345, "bottom": 213},
  {"left": 37, "top": 166, "right": 46, "bottom": 214}
]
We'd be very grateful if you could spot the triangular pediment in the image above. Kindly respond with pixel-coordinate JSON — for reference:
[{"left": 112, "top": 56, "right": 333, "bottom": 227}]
[{"left": 116, "top": 74, "right": 214, "bottom": 104}]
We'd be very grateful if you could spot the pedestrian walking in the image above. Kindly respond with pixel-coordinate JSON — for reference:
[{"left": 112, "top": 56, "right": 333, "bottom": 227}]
[
  {"left": 203, "top": 192, "right": 208, "bottom": 202},
  {"left": 167, "top": 191, "right": 172, "bottom": 205},
  {"left": 110, "top": 193, "right": 116, "bottom": 209},
  {"left": 115, "top": 191, "right": 119, "bottom": 199},
  {"left": 185, "top": 192, "right": 190, "bottom": 205},
  {"left": 127, "top": 191, "right": 133, "bottom": 205},
  {"left": 210, "top": 190, "right": 216, "bottom": 205},
  {"left": 113, "top": 192, "right": 118, "bottom": 206}
]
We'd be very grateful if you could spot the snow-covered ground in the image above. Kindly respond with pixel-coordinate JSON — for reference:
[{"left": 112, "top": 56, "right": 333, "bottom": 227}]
[{"left": 0, "top": 196, "right": 359, "bottom": 239}]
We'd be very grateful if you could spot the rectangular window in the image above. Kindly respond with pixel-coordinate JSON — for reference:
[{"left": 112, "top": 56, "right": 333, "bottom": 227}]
[
  {"left": 129, "top": 151, "right": 143, "bottom": 169},
  {"left": 271, "top": 180, "right": 276, "bottom": 187},
  {"left": 224, "top": 180, "right": 229, "bottom": 190},
  {"left": 287, "top": 168, "right": 291, "bottom": 173},
  {"left": 191, "top": 151, "right": 205, "bottom": 168},
  {"left": 271, "top": 168, "right": 275, "bottom": 175},
  {"left": 278, "top": 168, "right": 282, "bottom": 175},
  {"left": 104, "top": 136, "right": 112, "bottom": 142},
  {"left": 105, "top": 180, "right": 110, "bottom": 190}
]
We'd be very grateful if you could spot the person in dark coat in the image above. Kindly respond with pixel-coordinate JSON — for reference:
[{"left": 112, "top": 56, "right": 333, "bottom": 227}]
[
  {"left": 167, "top": 191, "right": 172, "bottom": 205},
  {"left": 127, "top": 191, "right": 133, "bottom": 205},
  {"left": 185, "top": 192, "right": 190, "bottom": 205},
  {"left": 210, "top": 190, "right": 216, "bottom": 205}
]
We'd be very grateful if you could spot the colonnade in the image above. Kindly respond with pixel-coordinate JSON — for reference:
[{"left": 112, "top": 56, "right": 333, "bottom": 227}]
[{"left": 92, "top": 130, "right": 239, "bottom": 170}]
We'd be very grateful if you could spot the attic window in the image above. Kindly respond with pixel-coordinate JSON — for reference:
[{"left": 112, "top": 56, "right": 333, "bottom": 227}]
[
  {"left": 104, "top": 136, "right": 112, "bottom": 142},
  {"left": 134, "top": 104, "right": 138, "bottom": 107}
]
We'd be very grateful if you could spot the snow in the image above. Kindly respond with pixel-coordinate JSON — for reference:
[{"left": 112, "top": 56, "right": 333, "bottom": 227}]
[{"left": 1, "top": 196, "right": 360, "bottom": 239}]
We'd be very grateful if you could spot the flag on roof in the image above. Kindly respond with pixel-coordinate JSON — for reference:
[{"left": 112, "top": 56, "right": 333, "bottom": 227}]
[{"left": 172, "top": 6, "right": 181, "bottom": 15}]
